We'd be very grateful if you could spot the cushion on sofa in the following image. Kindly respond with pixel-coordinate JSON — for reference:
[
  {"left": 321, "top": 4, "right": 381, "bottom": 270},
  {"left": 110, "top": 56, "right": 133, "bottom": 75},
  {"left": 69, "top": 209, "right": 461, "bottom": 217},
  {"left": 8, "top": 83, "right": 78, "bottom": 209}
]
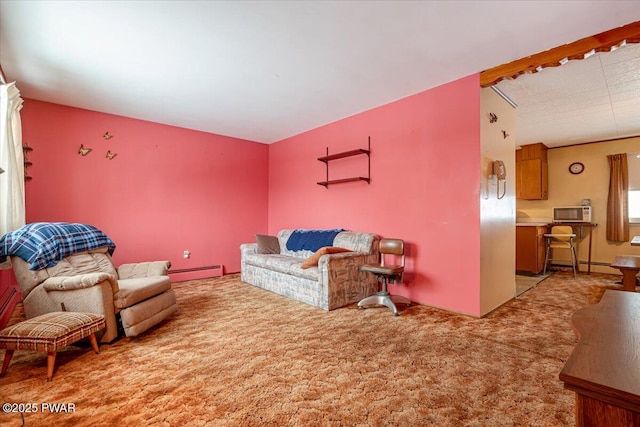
[
  {"left": 243, "top": 254, "right": 319, "bottom": 281},
  {"left": 277, "top": 229, "right": 378, "bottom": 258},
  {"left": 256, "top": 234, "right": 280, "bottom": 254},
  {"left": 300, "top": 247, "right": 351, "bottom": 269},
  {"left": 333, "top": 232, "right": 378, "bottom": 254}
]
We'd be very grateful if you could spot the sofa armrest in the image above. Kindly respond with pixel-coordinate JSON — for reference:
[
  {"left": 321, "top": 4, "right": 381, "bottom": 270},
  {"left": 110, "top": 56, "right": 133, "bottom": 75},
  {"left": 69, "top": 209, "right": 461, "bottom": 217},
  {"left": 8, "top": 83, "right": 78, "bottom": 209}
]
[
  {"left": 118, "top": 261, "right": 171, "bottom": 279},
  {"left": 319, "top": 251, "right": 372, "bottom": 270},
  {"left": 240, "top": 243, "right": 258, "bottom": 257},
  {"left": 318, "top": 251, "right": 379, "bottom": 310},
  {"left": 42, "top": 273, "right": 119, "bottom": 292}
]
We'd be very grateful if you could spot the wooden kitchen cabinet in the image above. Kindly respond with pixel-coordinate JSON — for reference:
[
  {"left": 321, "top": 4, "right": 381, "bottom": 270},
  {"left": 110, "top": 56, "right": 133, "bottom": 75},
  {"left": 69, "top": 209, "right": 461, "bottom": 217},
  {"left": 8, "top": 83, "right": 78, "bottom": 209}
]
[
  {"left": 516, "top": 143, "right": 548, "bottom": 200},
  {"left": 516, "top": 225, "right": 548, "bottom": 274}
]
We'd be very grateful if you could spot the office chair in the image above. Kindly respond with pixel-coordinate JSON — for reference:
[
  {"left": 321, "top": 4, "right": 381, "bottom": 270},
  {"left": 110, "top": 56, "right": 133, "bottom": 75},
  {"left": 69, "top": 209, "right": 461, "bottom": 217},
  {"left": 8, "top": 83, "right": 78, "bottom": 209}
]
[
  {"left": 543, "top": 225, "right": 577, "bottom": 278},
  {"left": 358, "top": 238, "right": 411, "bottom": 316}
]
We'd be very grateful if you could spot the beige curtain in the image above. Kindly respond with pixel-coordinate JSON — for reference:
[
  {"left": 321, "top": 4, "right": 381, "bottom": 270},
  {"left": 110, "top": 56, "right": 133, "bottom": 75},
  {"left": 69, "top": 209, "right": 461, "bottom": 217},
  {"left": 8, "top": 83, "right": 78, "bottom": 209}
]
[
  {"left": 606, "top": 153, "right": 629, "bottom": 242},
  {"left": 0, "top": 81, "right": 25, "bottom": 269}
]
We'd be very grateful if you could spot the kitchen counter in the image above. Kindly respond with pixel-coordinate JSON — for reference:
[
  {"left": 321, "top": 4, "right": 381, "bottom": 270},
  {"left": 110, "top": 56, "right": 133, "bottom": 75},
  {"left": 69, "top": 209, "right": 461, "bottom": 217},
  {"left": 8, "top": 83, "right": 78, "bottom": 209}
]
[
  {"left": 517, "top": 222, "right": 599, "bottom": 274},
  {"left": 516, "top": 217, "right": 553, "bottom": 227}
]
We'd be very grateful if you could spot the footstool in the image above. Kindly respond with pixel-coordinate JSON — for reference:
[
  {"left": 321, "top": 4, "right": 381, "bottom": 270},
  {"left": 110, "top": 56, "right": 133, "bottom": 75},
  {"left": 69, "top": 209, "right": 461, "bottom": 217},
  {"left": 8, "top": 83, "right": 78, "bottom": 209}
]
[{"left": 0, "top": 312, "right": 106, "bottom": 381}]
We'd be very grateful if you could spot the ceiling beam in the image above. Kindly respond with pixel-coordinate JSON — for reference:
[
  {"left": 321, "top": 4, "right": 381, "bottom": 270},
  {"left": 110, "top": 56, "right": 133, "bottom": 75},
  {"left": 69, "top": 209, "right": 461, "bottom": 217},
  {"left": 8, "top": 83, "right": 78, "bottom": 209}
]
[{"left": 480, "top": 21, "right": 640, "bottom": 88}]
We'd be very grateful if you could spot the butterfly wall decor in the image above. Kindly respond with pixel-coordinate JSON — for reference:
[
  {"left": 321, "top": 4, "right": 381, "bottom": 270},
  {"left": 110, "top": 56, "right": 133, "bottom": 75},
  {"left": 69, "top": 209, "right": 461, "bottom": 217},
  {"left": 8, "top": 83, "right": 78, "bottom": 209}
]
[
  {"left": 103, "top": 131, "right": 114, "bottom": 140},
  {"left": 78, "top": 144, "right": 92, "bottom": 156},
  {"left": 106, "top": 150, "right": 117, "bottom": 160}
]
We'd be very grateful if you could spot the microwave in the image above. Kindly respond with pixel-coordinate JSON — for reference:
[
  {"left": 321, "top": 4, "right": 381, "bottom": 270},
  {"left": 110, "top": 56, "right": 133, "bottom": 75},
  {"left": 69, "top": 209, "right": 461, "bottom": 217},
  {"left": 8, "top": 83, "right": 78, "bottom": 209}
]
[{"left": 553, "top": 206, "right": 592, "bottom": 223}]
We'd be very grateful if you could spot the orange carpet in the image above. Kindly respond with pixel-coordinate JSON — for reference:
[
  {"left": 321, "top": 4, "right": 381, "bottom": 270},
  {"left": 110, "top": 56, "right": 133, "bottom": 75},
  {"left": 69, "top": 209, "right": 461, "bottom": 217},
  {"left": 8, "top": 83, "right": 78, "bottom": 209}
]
[{"left": 0, "top": 271, "right": 626, "bottom": 426}]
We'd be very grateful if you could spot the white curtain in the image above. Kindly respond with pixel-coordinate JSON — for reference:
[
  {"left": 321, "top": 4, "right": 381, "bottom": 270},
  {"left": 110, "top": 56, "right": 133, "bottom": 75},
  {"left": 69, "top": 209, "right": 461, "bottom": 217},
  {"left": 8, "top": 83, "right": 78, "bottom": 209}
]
[{"left": 0, "top": 81, "right": 25, "bottom": 244}]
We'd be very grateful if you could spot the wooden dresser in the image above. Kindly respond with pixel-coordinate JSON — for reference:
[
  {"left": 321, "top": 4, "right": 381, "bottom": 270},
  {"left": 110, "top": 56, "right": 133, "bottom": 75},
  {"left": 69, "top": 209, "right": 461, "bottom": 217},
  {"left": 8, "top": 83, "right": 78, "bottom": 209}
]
[{"left": 559, "top": 291, "right": 640, "bottom": 426}]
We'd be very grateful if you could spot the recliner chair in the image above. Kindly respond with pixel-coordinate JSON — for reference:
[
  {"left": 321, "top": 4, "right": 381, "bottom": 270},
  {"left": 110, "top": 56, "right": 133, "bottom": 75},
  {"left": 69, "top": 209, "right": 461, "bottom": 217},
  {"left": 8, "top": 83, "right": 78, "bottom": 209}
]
[
  {"left": 11, "top": 247, "right": 177, "bottom": 342},
  {"left": 2, "top": 222, "right": 177, "bottom": 343}
]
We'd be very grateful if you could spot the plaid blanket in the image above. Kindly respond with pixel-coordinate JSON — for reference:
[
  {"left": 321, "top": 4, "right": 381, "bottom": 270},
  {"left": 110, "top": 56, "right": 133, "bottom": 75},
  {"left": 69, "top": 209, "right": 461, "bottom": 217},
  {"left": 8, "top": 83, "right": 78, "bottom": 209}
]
[{"left": 0, "top": 222, "right": 116, "bottom": 270}]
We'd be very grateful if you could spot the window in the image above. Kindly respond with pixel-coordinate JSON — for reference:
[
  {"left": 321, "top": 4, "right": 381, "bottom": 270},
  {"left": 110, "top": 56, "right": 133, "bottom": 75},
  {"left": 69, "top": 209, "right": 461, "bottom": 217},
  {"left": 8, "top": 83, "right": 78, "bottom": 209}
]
[
  {"left": 630, "top": 154, "right": 640, "bottom": 223},
  {"left": 630, "top": 190, "right": 640, "bottom": 222}
]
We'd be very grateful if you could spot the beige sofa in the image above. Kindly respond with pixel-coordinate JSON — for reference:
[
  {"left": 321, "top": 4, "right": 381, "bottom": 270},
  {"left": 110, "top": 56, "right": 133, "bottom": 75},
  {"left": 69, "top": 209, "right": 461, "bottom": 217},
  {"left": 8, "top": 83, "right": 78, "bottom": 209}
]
[
  {"left": 11, "top": 247, "right": 177, "bottom": 343},
  {"left": 240, "top": 229, "right": 379, "bottom": 310}
]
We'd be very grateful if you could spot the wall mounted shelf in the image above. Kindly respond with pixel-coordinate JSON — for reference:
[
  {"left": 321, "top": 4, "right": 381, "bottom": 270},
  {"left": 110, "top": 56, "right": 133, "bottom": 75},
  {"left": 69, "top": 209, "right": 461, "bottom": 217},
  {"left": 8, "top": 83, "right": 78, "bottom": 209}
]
[
  {"left": 318, "top": 148, "right": 369, "bottom": 163},
  {"left": 23, "top": 144, "right": 33, "bottom": 182},
  {"left": 317, "top": 137, "right": 370, "bottom": 188}
]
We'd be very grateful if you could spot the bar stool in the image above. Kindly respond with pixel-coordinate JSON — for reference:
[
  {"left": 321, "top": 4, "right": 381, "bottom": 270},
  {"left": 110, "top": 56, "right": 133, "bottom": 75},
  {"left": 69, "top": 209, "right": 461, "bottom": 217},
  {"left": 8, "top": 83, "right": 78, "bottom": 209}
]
[{"left": 543, "top": 225, "right": 577, "bottom": 277}]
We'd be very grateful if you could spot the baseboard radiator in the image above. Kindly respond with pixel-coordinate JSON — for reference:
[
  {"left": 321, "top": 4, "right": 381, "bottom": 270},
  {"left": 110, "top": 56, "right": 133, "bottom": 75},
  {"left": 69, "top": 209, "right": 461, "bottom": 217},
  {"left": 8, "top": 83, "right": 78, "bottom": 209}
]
[
  {"left": 169, "top": 265, "right": 223, "bottom": 280},
  {"left": 579, "top": 261, "right": 611, "bottom": 267}
]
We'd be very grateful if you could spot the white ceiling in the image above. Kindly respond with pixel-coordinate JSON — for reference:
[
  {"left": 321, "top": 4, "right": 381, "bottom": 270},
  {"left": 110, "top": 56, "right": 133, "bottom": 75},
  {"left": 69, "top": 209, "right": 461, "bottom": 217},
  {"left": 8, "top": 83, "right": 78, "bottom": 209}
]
[
  {"left": 1, "top": 1, "right": 640, "bottom": 144},
  {"left": 496, "top": 41, "right": 640, "bottom": 148}
]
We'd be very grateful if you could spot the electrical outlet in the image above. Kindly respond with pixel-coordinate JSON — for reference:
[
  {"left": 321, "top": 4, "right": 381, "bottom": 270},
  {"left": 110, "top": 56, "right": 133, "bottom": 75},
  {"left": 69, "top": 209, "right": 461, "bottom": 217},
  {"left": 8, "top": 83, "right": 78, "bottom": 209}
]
[{"left": 183, "top": 250, "right": 190, "bottom": 259}]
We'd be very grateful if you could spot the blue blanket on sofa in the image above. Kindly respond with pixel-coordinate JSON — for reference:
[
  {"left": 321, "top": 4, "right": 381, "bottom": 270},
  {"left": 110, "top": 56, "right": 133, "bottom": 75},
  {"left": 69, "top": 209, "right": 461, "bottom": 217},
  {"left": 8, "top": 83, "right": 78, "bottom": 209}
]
[
  {"left": 0, "top": 222, "right": 116, "bottom": 270},
  {"left": 285, "top": 228, "right": 344, "bottom": 252}
]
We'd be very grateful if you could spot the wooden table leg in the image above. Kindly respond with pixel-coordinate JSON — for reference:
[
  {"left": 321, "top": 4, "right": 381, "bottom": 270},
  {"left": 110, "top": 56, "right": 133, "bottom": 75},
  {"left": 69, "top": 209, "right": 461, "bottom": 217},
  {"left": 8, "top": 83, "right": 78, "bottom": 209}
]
[
  {"left": 587, "top": 226, "right": 594, "bottom": 275},
  {"left": 574, "top": 226, "right": 582, "bottom": 274},
  {"left": 89, "top": 333, "right": 100, "bottom": 354},
  {"left": 620, "top": 268, "right": 640, "bottom": 292},
  {"left": 47, "top": 351, "right": 56, "bottom": 382}
]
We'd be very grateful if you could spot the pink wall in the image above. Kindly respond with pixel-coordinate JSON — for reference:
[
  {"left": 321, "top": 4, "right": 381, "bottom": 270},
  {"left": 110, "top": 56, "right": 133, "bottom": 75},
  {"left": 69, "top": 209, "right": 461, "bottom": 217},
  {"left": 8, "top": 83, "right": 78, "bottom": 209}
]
[
  {"left": 16, "top": 75, "right": 482, "bottom": 314},
  {"left": 21, "top": 100, "right": 268, "bottom": 278},
  {"left": 268, "top": 75, "right": 482, "bottom": 315}
]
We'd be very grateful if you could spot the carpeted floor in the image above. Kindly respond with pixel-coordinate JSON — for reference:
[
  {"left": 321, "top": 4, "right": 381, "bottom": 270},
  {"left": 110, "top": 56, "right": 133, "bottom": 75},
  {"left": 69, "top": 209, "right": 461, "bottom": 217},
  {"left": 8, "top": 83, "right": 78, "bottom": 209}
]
[{"left": 0, "top": 271, "right": 627, "bottom": 426}]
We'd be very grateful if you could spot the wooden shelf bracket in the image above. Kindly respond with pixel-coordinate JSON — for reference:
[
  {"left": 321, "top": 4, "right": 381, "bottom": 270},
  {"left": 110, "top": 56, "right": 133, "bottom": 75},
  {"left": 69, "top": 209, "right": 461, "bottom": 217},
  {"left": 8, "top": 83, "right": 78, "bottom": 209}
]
[{"left": 317, "top": 137, "right": 370, "bottom": 188}]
